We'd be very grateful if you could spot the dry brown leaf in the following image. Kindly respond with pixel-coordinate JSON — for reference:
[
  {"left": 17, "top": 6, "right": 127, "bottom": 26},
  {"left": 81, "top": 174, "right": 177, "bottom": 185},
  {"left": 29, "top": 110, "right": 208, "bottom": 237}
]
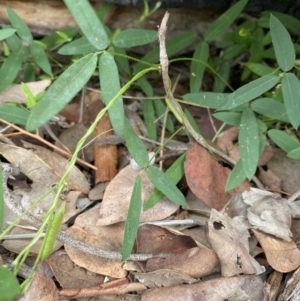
[
  {"left": 146, "top": 247, "right": 220, "bottom": 278},
  {"left": 257, "top": 166, "right": 282, "bottom": 192},
  {"left": 20, "top": 263, "right": 60, "bottom": 301},
  {"left": 252, "top": 229, "right": 300, "bottom": 273},
  {"left": 267, "top": 149, "right": 300, "bottom": 194},
  {"left": 278, "top": 266, "right": 300, "bottom": 301},
  {"left": 97, "top": 165, "right": 179, "bottom": 226},
  {"left": 142, "top": 276, "right": 246, "bottom": 301},
  {"left": 133, "top": 269, "right": 197, "bottom": 289},
  {"left": 0, "top": 142, "right": 90, "bottom": 193},
  {"left": 0, "top": 80, "right": 51, "bottom": 104},
  {"left": 60, "top": 278, "right": 146, "bottom": 299},
  {"left": 267, "top": 270, "right": 283, "bottom": 301},
  {"left": 47, "top": 251, "right": 104, "bottom": 289},
  {"left": 183, "top": 189, "right": 211, "bottom": 216},
  {"left": 65, "top": 207, "right": 126, "bottom": 278},
  {"left": 136, "top": 224, "right": 197, "bottom": 254},
  {"left": 184, "top": 141, "right": 233, "bottom": 211},
  {"left": 208, "top": 209, "right": 265, "bottom": 276},
  {"left": 242, "top": 189, "right": 292, "bottom": 241}
]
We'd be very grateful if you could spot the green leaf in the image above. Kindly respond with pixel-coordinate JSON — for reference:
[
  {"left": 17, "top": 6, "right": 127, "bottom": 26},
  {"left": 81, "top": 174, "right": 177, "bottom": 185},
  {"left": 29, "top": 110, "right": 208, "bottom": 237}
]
[
  {"left": 21, "top": 82, "right": 36, "bottom": 108},
  {"left": 213, "top": 112, "right": 241, "bottom": 126},
  {"left": 30, "top": 42, "right": 52, "bottom": 75},
  {"left": 190, "top": 42, "right": 209, "bottom": 93},
  {"left": 63, "top": 0, "right": 109, "bottom": 50},
  {"left": 268, "top": 129, "right": 299, "bottom": 153},
  {"left": 220, "top": 74, "right": 280, "bottom": 110},
  {"left": 143, "top": 99, "right": 157, "bottom": 142},
  {"left": 124, "top": 118, "right": 149, "bottom": 168},
  {"left": 239, "top": 109, "right": 260, "bottom": 180},
  {"left": 23, "top": 62, "right": 35, "bottom": 82},
  {"left": 147, "top": 166, "right": 186, "bottom": 206},
  {"left": 0, "top": 105, "right": 30, "bottom": 125},
  {"left": 7, "top": 8, "right": 32, "bottom": 45},
  {"left": 251, "top": 97, "right": 289, "bottom": 122},
  {"left": 243, "top": 63, "right": 276, "bottom": 77},
  {"left": 0, "top": 265, "right": 21, "bottom": 301},
  {"left": 282, "top": 73, "right": 300, "bottom": 129},
  {"left": 204, "top": 0, "right": 248, "bottom": 42},
  {"left": 152, "top": 99, "right": 174, "bottom": 132},
  {"left": 225, "top": 159, "right": 247, "bottom": 191},
  {"left": 0, "top": 47, "right": 26, "bottom": 92},
  {"left": 0, "top": 163, "right": 3, "bottom": 232},
  {"left": 213, "top": 61, "right": 230, "bottom": 93},
  {"left": 184, "top": 108, "right": 201, "bottom": 138},
  {"left": 27, "top": 53, "right": 97, "bottom": 131},
  {"left": 0, "top": 28, "right": 16, "bottom": 41},
  {"left": 114, "top": 47, "right": 131, "bottom": 75},
  {"left": 58, "top": 37, "right": 98, "bottom": 55},
  {"left": 113, "top": 29, "right": 157, "bottom": 48},
  {"left": 183, "top": 92, "right": 229, "bottom": 109},
  {"left": 122, "top": 175, "right": 142, "bottom": 260},
  {"left": 144, "top": 153, "right": 186, "bottom": 210},
  {"left": 99, "top": 52, "right": 124, "bottom": 137},
  {"left": 223, "top": 44, "right": 246, "bottom": 61},
  {"left": 287, "top": 147, "right": 300, "bottom": 160},
  {"left": 270, "top": 15, "right": 295, "bottom": 71}
]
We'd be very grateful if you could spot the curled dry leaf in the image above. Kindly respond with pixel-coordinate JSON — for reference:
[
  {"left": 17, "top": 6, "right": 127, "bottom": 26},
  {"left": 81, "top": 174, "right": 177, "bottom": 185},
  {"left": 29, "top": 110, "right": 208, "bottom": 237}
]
[
  {"left": 142, "top": 276, "right": 246, "bottom": 301},
  {"left": 97, "top": 165, "right": 179, "bottom": 226},
  {"left": 146, "top": 247, "right": 220, "bottom": 278},
  {"left": 184, "top": 141, "right": 233, "bottom": 211},
  {"left": 208, "top": 209, "right": 265, "bottom": 276},
  {"left": 242, "top": 188, "right": 292, "bottom": 241},
  {"left": 252, "top": 229, "right": 300, "bottom": 273},
  {"left": 0, "top": 79, "right": 51, "bottom": 104}
]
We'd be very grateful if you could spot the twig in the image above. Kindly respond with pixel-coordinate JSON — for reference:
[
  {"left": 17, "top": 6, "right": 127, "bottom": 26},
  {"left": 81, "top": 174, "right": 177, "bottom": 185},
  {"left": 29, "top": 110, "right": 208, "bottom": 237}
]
[
  {"left": 2, "top": 163, "right": 172, "bottom": 261},
  {"left": 288, "top": 188, "right": 300, "bottom": 204},
  {"left": 158, "top": 12, "right": 265, "bottom": 190}
]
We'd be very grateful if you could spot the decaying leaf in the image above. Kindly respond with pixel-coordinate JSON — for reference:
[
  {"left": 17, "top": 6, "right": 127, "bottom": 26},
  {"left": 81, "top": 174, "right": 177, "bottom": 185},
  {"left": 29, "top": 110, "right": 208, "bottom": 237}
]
[
  {"left": 252, "top": 229, "right": 300, "bottom": 273},
  {"left": 242, "top": 188, "right": 292, "bottom": 241},
  {"left": 97, "top": 165, "right": 179, "bottom": 226},
  {"left": 208, "top": 209, "right": 265, "bottom": 276}
]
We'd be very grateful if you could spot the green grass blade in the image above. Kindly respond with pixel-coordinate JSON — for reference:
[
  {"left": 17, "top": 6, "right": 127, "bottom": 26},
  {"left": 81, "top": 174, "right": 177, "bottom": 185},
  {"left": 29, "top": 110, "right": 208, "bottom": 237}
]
[
  {"left": 113, "top": 29, "right": 157, "bottom": 48},
  {"left": 144, "top": 153, "right": 186, "bottom": 210},
  {"left": 190, "top": 41, "right": 209, "bottom": 93},
  {"left": 239, "top": 109, "right": 260, "bottom": 180},
  {"left": 147, "top": 166, "right": 186, "bottom": 206},
  {"left": 0, "top": 28, "right": 16, "bottom": 41},
  {"left": 270, "top": 15, "right": 295, "bottom": 71},
  {"left": 268, "top": 129, "right": 299, "bottom": 153},
  {"left": 0, "top": 47, "right": 26, "bottom": 92},
  {"left": 143, "top": 99, "right": 157, "bottom": 141},
  {"left": 27, "top": 53, "right": 97, "bottom": 131},
  {"left": 220, "top": 74, "right": 280, "bottom": 110},
  {"left": 124, "top": 118, "right": 149, "bottom": 168},
  {"left": 122, "top": 175, "right": 142, "bottom": 260},
  {"left": 225, "top": 159, "right": 247, "bottom": 191},
  {"left": 64, "top": 0, "right": 109, "bottom": 50},
  {"left": 282, "top": 73, "right": 300, "bottom": 129},
  {"left": 0, "top": 104, "right": 30, "bottom": 125},
  {"left": 7, "top": 8, "right": 32, "bottom": 45},
  {"left": 99, "top": 52, "right": 124, "bottom": 137},
  {"left": 204, "top": 0, "right": 248, "bottom": 42},
  {"left": 30, "top": 42, "right": 52, "bottom": 75}
]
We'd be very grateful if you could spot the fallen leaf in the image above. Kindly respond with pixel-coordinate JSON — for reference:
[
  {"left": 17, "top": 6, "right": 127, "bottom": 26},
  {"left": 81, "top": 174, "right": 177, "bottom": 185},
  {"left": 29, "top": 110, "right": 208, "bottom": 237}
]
[
  {"left": 242, "top": 188, "right": 292, "bottom": 241},
  {"left": 134, "top": 269, "right": 197, "bottom": 289},
  {"left": 142, "top": 276, "right": 246, "bottom": 301},
  {"left": 97, "top": 165, "right": 179, "bottom": 226},
  {"left": 137, "top": 224, "right": 197, "bottom": 254},
  {"left": 252, "top": 229, "right": 300, "bottom": 273},
  {"left": 184, "top": 141, "right": 233, "bottom": 211},
  {"left": 208, "top": 209, "right": 265, "bottom": 276},
  {"left": 146, "top": 247, "right": 220, "bottom": 278},
  {"left": 0, "top": 80, "right": 51, "bottom": 104}
]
